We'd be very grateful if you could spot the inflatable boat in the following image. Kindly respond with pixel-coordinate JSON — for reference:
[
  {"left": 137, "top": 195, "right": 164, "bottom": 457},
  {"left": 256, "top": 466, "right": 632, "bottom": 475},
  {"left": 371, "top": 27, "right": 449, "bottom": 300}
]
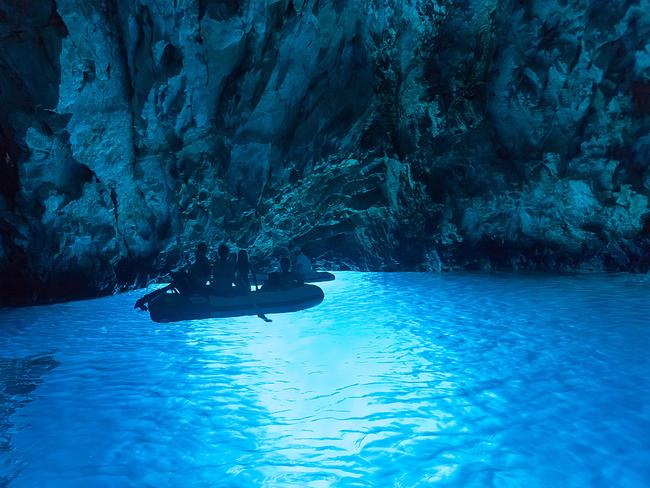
[
  {"left": 255, "top": 271, "right": 335, "bottom": 284},
  {"left": 148, "top": 284, "right": 325, "bottom": 323},
  {"left": 299, "top": 271, "right": 335, "bottom": 283}
]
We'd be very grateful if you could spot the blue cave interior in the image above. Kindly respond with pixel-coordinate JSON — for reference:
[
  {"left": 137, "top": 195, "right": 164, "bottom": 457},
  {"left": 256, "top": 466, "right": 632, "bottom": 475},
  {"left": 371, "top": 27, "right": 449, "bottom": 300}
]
[
  {"left": 0, "top": 1, "right": 650, "bottom": 486},
  {"left": 0, "top": 0, "right": 648, "bottom": 305}
]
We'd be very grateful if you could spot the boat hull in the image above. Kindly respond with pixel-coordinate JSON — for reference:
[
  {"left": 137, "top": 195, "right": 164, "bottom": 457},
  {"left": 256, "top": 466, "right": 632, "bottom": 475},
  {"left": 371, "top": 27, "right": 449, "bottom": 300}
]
[
  {"left": 148, "top": 284, "right": 325, "bottom": 323},
  {"left": 299, "top": 271, "right": 335, "bottom": 283},
  {"left": 255, "top": 271, "right": 336, "bottom": 284}
]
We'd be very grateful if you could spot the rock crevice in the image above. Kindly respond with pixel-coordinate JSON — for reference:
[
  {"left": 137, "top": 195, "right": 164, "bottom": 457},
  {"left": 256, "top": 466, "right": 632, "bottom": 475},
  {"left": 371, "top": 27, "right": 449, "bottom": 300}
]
[{"left": 1, "top": 0, "right": 649, "bottom": 304}]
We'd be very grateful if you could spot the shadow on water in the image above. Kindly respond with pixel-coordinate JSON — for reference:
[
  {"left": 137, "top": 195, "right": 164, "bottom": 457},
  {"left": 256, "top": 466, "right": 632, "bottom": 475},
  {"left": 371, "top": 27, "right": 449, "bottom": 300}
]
[{"left": 0, "top": 354, "right": 60, "bottom": 486}]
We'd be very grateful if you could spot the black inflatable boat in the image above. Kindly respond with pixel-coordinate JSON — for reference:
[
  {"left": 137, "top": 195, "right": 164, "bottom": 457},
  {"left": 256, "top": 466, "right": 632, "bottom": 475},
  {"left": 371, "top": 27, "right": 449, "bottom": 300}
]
[
  {"left": 299, "top": 271, "right": 335, "bottom": 283},
  {"left": 148, "top": 284, "right": 325, "bottom": 323},
  {"left": 254, "top": 271, "right": 336, "bottom": 284}
]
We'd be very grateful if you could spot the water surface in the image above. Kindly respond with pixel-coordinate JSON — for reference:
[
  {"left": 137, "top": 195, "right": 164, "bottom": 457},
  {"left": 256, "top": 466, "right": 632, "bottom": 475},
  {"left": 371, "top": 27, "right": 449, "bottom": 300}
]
[{"left": 1, "top": 272, "right": 649, "bottom": 487}]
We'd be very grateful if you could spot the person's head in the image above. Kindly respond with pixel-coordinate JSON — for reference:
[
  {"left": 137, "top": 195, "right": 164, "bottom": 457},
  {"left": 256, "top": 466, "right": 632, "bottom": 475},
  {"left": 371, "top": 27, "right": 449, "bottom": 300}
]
[
  {"left": 218, "top": 244, "right": 229, "bottom": 259},
  {"left": 237, "top": 250, "right": 249, "bottom": 269},
  {"left": 196, "top": 242, "right": 208, "bottom": 258},
  {"left": 280, "top": 256, "right": 291, "bottom": 273},
  {"left": 292, "top": 246, "right": 302, "bottom": 255}
]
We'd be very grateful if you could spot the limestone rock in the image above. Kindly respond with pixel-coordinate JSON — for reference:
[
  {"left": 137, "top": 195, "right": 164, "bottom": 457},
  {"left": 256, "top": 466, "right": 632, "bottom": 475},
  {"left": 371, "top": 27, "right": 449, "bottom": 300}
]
[{"left": 1, "top": 0, "right": 649, "bottom": 304}]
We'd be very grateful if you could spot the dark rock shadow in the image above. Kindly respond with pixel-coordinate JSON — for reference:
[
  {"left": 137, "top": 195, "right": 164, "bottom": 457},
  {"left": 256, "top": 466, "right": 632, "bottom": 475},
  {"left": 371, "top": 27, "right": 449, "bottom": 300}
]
[{"left": 0, "top": 354, "right": 60, "bottom": 485}]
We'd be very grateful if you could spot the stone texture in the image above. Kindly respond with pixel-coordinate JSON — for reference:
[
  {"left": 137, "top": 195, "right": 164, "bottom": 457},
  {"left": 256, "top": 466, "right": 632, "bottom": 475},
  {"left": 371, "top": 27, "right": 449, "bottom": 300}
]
[{"left": 0, "top": 0, "right": 649, "bottom": 305}]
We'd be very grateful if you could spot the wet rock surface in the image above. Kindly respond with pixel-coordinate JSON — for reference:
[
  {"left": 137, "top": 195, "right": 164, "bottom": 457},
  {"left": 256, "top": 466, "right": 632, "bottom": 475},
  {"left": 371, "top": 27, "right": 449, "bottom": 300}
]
[{"left": 1, "top": 0, "right": 649, "bottom": 305}]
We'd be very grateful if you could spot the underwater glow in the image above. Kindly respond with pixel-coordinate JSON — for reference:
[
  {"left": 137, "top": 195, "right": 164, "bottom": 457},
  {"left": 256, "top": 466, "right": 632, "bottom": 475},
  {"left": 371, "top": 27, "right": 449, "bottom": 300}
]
[{"left": 1, "top": 272, "right": 650, "bottom": 486}]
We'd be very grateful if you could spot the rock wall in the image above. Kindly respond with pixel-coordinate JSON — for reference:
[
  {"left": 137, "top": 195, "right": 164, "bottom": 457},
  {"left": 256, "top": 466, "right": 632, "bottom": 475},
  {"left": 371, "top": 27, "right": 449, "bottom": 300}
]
[{"left": 1, "top": 0, "right": 649, "bottom": 304}]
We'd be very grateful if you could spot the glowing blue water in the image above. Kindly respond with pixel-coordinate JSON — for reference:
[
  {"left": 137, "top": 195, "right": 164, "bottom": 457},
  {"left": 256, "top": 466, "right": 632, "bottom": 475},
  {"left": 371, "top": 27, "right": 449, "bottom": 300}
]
[{"left": 1, "top": 272, "right": 649, "bottom": 487}]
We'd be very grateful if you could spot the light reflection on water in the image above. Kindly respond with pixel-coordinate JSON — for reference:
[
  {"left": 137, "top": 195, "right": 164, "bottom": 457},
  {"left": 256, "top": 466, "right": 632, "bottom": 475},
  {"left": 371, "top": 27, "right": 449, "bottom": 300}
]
[{"left": 1, "top": 272, "right": 650, "bottom": 487}]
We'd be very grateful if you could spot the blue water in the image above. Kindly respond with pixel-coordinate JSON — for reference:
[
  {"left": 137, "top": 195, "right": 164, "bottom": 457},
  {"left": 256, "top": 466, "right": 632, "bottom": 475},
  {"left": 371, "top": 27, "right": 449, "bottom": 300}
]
[{"left": 1, "top": 272, "right": 649, "bottom": 487}]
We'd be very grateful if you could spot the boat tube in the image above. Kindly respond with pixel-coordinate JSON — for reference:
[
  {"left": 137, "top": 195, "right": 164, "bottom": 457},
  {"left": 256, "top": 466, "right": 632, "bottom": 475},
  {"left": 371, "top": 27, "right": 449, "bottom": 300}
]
[
  {"left": 298, "top": 271, "right": 335, "bottom": 283},
  {"left": 254, "top": 271, "right": 335, "bottom": 284},
  {"left": 148, "top": 284, "right": 325, "bottom": 323}
]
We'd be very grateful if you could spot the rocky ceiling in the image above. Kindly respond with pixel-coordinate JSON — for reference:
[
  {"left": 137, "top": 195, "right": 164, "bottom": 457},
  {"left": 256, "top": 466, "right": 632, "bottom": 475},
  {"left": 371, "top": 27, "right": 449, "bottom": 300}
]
[{"left": 0, "top": 0, "right": 649, "bottom": 304}]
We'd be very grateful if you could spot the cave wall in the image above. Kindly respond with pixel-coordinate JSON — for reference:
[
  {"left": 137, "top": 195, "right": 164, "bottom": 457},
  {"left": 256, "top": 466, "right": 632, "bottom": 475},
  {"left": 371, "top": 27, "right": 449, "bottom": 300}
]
[{"left": 1, "top": 0, "right": 649, "bottom": 304}]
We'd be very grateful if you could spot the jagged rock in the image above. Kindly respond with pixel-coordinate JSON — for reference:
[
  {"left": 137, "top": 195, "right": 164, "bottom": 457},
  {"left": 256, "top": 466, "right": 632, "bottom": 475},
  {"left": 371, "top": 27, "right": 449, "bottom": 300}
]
[{"left": 0, "top": 0, "right": 649, "bottom": 305}]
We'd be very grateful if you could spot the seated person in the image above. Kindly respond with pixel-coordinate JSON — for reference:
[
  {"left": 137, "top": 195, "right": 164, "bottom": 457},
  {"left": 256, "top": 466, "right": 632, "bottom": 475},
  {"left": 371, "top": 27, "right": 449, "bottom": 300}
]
[
  {"left": 292, "top": 246, "right": 313, "bottom": 277},
  {"left": 171, "top": 241, "right": 212, "bottom": 293},
  {"left": 134, "top": 242, "right": 210, "bottom": 310},
  {"left": 187, "top": 242, "right": 211, "bottom": 288},
  {"left": 234, "top": 249, "right": 257, "bottom": 294},
  {"left": 211, "top": 243, "right": 235, "bottom": 295},
  {"left": 261, "top": 257, "right": 304, "bottom": 291}
]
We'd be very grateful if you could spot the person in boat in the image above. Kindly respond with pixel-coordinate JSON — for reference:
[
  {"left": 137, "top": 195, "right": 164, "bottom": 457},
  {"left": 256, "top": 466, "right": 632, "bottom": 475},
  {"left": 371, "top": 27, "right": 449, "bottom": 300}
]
[
  {"left": 261, "top": 257, "right": 304, "bottom": 291},
  {"left": 234, "top": 249, "right": 259, "bottom": 294},
  {"left": 134, "top": 242, "right": 211, "bottom": 311},
  {"left": 211, "top": 243, "right": 236, "bottom": 295},
  {"left": 292, "top": 246, "right": 313, "bottom": 278},
  {"left": 186, "top": 241, "right": 211, "bottom": 289}
]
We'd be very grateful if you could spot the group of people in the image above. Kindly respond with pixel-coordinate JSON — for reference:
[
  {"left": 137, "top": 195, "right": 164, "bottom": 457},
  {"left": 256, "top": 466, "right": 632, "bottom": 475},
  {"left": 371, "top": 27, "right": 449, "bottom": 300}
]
[{"left": 134, "top": 243, "right": 313, "bottom": 311}]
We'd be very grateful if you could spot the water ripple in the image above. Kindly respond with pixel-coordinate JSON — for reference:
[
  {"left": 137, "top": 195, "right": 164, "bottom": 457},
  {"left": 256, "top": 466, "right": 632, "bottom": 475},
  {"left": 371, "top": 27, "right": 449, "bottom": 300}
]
[{"left": 1, "top": 272, "right": 649, "bottom": 486}]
